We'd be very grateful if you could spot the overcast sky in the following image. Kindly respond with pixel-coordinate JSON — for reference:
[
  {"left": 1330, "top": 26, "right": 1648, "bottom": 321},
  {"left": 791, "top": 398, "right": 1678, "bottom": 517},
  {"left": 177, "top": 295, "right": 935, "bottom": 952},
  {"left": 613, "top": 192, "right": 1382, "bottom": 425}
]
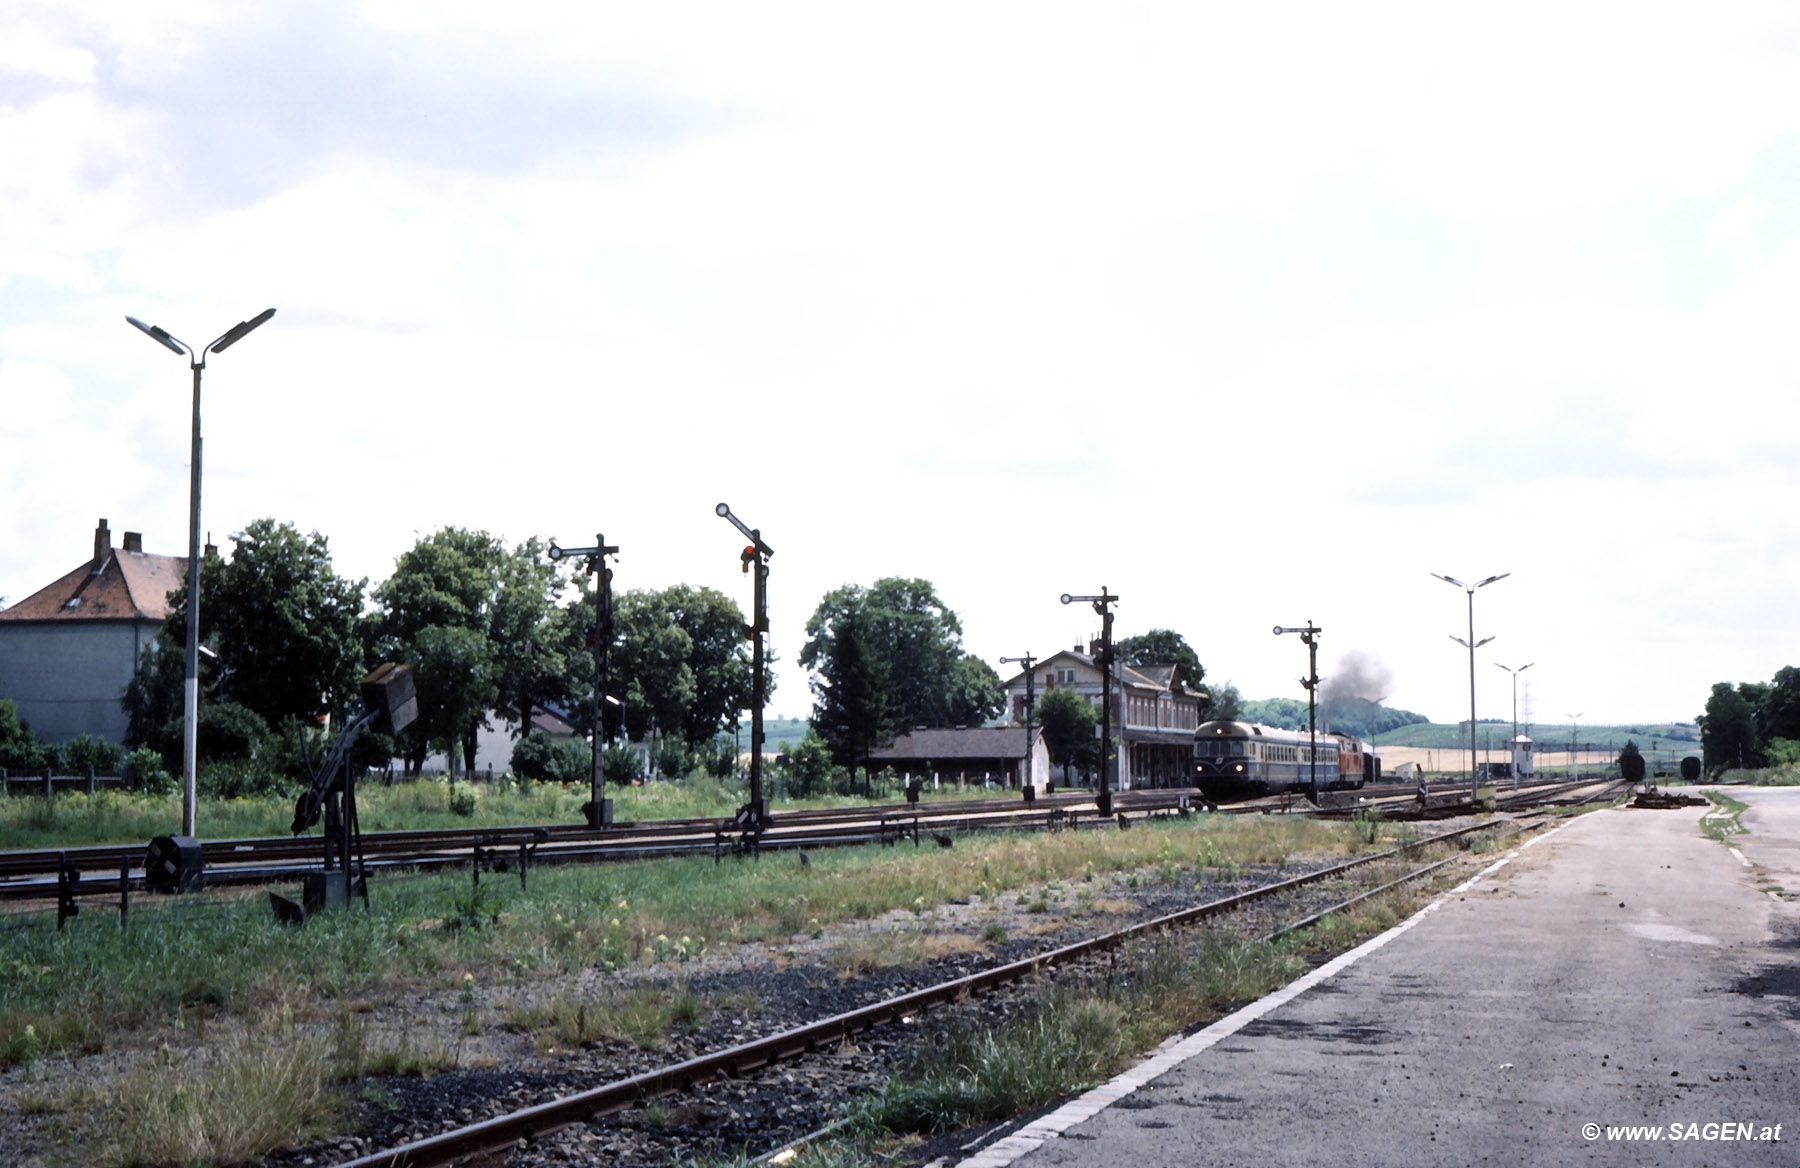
[{"left": 4, "top": 2, "right": 1798, "bottom": 732}]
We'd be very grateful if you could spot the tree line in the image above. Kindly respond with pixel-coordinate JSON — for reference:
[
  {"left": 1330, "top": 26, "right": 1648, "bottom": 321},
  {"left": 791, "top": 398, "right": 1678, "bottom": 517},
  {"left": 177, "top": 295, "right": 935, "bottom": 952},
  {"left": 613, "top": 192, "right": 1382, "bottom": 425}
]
[
  {"left": 119, "top": 520, "right": 758, "bottom": 792},
  {"left": 89, "top": 520, "right": 1224, "bottom": 801},
  {"left": 1698, "top": 667, "right": 1800, "bottom": 774}
]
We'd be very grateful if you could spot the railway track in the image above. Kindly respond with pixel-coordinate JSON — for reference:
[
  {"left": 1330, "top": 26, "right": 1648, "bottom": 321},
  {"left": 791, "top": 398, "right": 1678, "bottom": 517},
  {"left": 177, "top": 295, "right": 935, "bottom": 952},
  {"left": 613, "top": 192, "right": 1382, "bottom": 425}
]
[
  {"left": 0, "top": 788, "right": 1216, "bottom": 905},
  {"left": 0, "top": 777, "right": 1621, "bottom": 910},
  {"left": 325, "top": 816, "right": 1529, "bottom": 1168}
]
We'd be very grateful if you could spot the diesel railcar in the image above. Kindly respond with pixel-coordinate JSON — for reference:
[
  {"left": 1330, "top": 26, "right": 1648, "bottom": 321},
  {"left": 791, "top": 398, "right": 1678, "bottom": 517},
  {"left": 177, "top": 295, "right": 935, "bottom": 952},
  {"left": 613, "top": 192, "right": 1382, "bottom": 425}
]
[{"left": 1193, "top": 720, "right": 1379, "bottom": 800}]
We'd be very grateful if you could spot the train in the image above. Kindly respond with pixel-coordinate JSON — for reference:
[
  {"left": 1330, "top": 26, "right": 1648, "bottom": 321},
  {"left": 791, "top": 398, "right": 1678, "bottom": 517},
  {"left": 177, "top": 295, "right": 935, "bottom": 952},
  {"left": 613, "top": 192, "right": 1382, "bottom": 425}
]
[{"left": 1193, "top": 719, "right": 1382, "bottom": 801}]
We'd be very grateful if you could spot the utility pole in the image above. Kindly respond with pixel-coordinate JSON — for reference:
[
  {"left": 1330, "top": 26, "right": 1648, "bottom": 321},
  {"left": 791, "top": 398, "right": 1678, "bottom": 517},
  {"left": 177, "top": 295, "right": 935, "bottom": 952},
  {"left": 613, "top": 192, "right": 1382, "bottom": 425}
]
[
  {"left": 717, "top": 504, "right": 774, "bottom": 830},
  {"left": 999, "top": 652, "right": 1039, "bottom": 793},
  {"left": 548, "top": 535, "right": 619, "bottom": 828},
  {"left": 1275, "top": 623, "right": 1324, "bottom": 803},
  {"left": 1062, "top": 589, "right": 1118, "bottom": 816}
]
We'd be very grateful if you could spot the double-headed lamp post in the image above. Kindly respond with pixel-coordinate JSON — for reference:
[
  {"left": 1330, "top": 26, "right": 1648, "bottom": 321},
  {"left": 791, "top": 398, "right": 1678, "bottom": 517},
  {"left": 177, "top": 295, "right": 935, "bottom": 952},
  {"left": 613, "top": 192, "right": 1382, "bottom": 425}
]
[
  {"left": 1431, "top": 572, "right": 1508, "bottom": 804},
  {"left": 1495, "top": 661, "right": 1533, "bottom": 785},
  {"left": 126, "top": 308, "right": 275, "bottom": 838}
]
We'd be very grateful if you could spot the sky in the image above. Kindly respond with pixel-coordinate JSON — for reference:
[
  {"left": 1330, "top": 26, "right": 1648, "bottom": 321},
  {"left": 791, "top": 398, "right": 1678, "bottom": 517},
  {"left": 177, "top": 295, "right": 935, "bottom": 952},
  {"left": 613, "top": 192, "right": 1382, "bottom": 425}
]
[{"left": 3, "top": 2, "right": 1798, "bottom": 733}]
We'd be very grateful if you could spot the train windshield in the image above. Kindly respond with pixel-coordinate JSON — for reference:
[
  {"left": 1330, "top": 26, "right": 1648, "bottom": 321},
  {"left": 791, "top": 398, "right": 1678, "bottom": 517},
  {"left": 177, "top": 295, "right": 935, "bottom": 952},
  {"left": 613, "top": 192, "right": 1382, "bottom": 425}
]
[{"left": 1198, "top": 738, "right": 1247, "bottom": 757}]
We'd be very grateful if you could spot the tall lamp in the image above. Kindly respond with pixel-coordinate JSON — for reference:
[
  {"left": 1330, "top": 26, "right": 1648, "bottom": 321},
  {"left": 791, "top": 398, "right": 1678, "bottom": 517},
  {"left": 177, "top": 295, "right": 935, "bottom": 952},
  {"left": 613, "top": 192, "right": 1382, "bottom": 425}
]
[{"left": 126, "top": 309, "right": 276, "bottom": 837}]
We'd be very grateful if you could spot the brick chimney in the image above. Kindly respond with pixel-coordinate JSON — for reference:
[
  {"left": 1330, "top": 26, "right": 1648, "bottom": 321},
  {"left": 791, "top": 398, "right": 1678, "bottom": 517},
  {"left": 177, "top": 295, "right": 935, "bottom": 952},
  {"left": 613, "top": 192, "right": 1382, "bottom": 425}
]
[{"left": 92, "top": 518, "right": 112, "bottom": 572}]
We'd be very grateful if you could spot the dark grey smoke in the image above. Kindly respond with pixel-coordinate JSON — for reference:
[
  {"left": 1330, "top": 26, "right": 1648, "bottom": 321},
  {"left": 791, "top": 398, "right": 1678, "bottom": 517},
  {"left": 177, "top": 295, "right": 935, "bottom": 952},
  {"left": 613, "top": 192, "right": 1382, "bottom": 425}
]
[{"left": 1322, "top": 651, "right": 1392, "bottom": 705}]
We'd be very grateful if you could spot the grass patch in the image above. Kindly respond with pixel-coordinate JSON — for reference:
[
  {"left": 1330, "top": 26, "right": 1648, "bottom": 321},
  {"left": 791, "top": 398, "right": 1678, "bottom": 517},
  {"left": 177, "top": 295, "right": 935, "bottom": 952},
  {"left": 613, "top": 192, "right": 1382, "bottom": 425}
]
[
  {"left": 1701, "top": 790, "right": 1750, "bottom": 841},
  {"left": 828, "top": 933, "right": 983, "bottom": 978},
  {"left": 508, "top": 982, "right": 704, "bottom": 1050},
  {"left": 102, "top": 1029, "right": 346, "bottom": 1167}
]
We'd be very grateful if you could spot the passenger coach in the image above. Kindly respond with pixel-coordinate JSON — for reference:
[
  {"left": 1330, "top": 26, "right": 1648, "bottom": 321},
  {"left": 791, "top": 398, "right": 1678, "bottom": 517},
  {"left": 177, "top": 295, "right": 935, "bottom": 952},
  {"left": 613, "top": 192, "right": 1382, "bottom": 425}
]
[{"left": 1193, "top": 720, "right": 1378, "bottom": 800}]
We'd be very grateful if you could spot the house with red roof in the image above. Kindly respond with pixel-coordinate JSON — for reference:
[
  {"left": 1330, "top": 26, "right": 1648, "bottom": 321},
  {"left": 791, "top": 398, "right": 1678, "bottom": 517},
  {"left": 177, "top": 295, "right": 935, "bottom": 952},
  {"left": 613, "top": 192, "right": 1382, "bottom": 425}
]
[{"left": 0, "top": 519, "right": 186, "bottom": 745}]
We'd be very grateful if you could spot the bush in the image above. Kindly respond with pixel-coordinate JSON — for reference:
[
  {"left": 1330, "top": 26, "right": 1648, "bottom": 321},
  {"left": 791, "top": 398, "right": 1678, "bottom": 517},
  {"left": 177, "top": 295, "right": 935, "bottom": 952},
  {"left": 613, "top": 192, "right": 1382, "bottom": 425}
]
[
  {"left": 602, "top": 743, "right": 643, "bottom": 786},
  {"left": 199, "top": 757, "right": 294, "bottom": 800},
  {"left": 171, "top": 701, "right": 269, "bottom": 762},
  {"left": 0, "top": 698, "right": 53, "bottom": 772},
  {"left": 61, "top": 734, "right": 125, "bottom": 776},
  {"left": 654, "top": 738, "right": 693, "bottom": 780},
  {"left": 511, "top": 731, "right": 593, "bottom": 785},
  {"left": 699, "top": 739, "right": 736, "bottom": 780},
  {"left": 124, "top": 747, "right": 176, "bottom": 795},
  {"left": 778, "top": 731, "right": 836, "bottom": 799}
]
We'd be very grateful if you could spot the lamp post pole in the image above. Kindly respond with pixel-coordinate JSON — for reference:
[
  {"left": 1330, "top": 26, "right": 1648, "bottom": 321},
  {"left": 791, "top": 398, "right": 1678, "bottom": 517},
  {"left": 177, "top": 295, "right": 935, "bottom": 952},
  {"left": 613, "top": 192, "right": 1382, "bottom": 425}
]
[
  {"left": 999, "top": 653, "right": 1038, "bottom": 792},
  {"left": 1061, "top": 589, "right": 1118, "bottom": 817},
  {"left": 1432, "top": 572, "right": 1509, "bottom": 805},
  {"left": 1496, "top": 661, "right": 1533, "bottom": 788},
  {"left": 126, "top": 309, "right": 275, "bottom": 838},
  {"left": 1567, "top": 712, "right": 1583, "bottom": 780},
  {"left": 717, "top": 504, "right": 773, "bottom": 829},
  {"left": 1274, "top": 623, "right": 1324, "bottom": 804}
]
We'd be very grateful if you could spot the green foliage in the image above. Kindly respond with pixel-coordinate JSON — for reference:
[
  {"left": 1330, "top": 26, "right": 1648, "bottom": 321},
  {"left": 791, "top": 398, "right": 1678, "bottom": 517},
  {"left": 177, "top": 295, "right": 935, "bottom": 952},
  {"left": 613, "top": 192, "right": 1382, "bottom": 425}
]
[
  {"left": 200, "top": 519, "right": 367, "bottom": 724},
  {"left": 59, "top": 734, "right": 123, "bottom": 776},
  {"left": 1036, "top": 687, "right": 1099, "bottom": 783},
  {"left": 602, "top": 742, "right": 643, "bottom": 786},
  {"left": 447, "top": 783, "right": 478, "bottom": 817},
  {"left": 778, "top": 731, "right": 839, "bottom": 798},
  {"left": 123, "top": 747, "right": 175, "bottom": 795},
  {"left": 0, "top": 698, "right": 54, "bottom": 771},
  {"left": 654, "top": 736, "right": 694, "bottom": 779},
  {"left": 194, "top": 700, "right": 269, "bottom": 761},
  {"left": 801, "top": 578, "right": 998, "bottom": 776},
  {"left": 1700, "top": 680, "right": 1763, "bottom": 774},
  {"left": 1206, "top": 680, "right": 1243, "bottom": 722},
  {"left": 199, "top": 756, "right": 293, "bottom": 800},
  {"left": 510, "top": 731, "right": 593, "bottom": 785},
  {"left": 1766, "top": 738, "right": 1800, "bottom": 767},
  {"left": 1116, "top": 629, "right": 1205, "bottom": 693}
]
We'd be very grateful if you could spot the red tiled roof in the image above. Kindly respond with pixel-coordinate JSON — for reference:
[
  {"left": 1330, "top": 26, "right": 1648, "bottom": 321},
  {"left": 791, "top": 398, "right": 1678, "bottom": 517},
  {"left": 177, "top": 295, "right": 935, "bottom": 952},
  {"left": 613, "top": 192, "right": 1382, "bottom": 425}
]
[{"left": 0, "top": 550, "right": 186, "bottom": 624}]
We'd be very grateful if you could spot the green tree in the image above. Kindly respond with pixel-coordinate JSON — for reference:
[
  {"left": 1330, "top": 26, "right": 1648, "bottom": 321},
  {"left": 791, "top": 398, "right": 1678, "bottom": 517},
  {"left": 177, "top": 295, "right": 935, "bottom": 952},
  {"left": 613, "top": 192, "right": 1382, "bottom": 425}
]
[
  {"left": 1759, "top": 666, "right": 1800, "bottom": 743},
  {"left": 1116, "top": 629, "right": 1206, "bottom": 694},
  {"left": 374, "top": 528, "right": 510, "bottom": 773},
  {"left": 407, "top": 624, "right": 498, "bottom": 776},
  {"left": 489, "top": 538, "right": 582, "bottom": 740},
  {"left": 1036, "top": 686, "right": 1098, "bottom": 785},
  {"left": 661, "top": 584, "right": 758, "bottom": 747},
  {"left": 201, "top": 519, "right": 366, "bottom": 725},
  {"left": 612, "top": 589, "right": 696, "bottom": 745},
  {"left": 0, "top": 698, "right": 52, "bottom": 771},
  {"left": 1698, "top": 682, "right": 1762, "bottom": 775},
  {"left": 1207, "top": 680, "right": 1243, "bottom": 722},
  {"left": 801, "top": 577, "right": 995, "bottom": 762},
  {"left": 808, "top": 601, "right": 897, "bottom": 782}
]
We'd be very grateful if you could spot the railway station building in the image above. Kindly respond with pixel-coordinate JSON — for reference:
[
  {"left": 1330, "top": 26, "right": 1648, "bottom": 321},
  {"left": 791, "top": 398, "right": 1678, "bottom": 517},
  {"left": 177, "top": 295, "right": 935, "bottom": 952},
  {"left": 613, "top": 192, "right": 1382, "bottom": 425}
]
[
  {"left": 864, "top": 725, "right": 1049, "bottom": 790},
  {"left": 0, "top": 519, "right": 185, "bottom": 746},
  {"left": 998, "top": 648, "right": 1201, "bottom": 790}
]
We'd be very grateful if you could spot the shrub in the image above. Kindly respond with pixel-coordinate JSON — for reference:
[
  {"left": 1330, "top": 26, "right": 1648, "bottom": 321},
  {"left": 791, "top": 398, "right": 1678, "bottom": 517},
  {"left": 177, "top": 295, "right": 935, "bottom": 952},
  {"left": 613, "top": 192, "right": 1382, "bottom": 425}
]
[
  {"left": 199, "top": 757, "right": 293, "bottom": 800},
  {"left": 602, "top": 743, "right": 642, "bottom": 786},
  {"left": 124, "top": 747, "right": 176, "bottom": 795},
  {"left": 0, "top": 699, "right": 54, "bottom": 772},
  {"left": 511, "top": 731, "right": 592, "bottom": 785},
  {"left": 60, "top": 734, "right": 122, "bottom": 775},
  {"left": 654, "top": 738, "right": 693, "bottom": 780},
  {"left": 188, "top": 701, "right": 268, "bottom": 762}
]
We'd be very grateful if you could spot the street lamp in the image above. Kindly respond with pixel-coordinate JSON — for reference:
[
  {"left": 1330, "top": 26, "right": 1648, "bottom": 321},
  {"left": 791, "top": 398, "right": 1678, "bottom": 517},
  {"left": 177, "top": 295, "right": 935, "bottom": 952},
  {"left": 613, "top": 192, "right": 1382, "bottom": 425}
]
[
  {"left": 1431, "top": 571, "right": 1509, "bottom": 804},
  {"left": 717, "top": 503, "right": 774, "bottom": 830},
  {"left": 1061, "top": 588, "right": 1118, "bottom": 816},
  {"left": 126, "top": 308, "right": 275, "bottom": 838},
  {"left": 1274, "top": 622, "right": 1324, "bottom": 804},
  {"left": 999, "top": 653, "right": 1038, "bottom": 794},
  {"left": 1495, "top": 661, "right": 1533, "bottom": 788},
  {"left": 1567, "top": 712, "right": 1584, "bottom": 780}
]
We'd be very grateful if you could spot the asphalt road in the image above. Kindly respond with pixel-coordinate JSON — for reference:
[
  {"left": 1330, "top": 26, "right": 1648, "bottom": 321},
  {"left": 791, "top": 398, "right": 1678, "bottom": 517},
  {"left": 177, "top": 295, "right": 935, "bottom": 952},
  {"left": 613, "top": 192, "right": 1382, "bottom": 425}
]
[{"left": 963, "top": 789, "right": 1800, "bottom": 1168}]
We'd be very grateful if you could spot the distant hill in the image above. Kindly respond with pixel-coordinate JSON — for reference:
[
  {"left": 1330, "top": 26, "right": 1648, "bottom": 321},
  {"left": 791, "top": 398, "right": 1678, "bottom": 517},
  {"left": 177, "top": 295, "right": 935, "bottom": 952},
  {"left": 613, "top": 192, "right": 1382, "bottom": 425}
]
[
  {"left": 1236, "top": 697, "right": 1430, "bottom": 740},
  {"left": 1372, "top": 720, "right": 1700, "bottom": 753}
]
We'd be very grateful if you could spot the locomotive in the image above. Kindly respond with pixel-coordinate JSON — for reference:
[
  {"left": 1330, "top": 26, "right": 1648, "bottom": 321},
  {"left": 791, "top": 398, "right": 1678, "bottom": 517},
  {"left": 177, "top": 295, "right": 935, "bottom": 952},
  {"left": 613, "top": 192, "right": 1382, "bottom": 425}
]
[{"left": 1193, "top": 719, "right": 1381, "bottom": 800}]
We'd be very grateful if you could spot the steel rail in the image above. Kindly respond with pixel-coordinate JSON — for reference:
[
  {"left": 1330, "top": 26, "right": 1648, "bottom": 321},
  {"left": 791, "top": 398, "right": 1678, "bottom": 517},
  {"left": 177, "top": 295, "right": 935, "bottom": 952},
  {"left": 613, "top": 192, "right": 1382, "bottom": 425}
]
[{"left": 330, "top": 816, "right": 1511, "bottom": 1168}]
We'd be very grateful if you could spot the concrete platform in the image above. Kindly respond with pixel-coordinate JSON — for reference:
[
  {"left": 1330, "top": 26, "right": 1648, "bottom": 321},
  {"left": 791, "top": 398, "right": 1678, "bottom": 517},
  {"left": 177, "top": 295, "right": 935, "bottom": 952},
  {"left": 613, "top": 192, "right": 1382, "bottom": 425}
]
[{"left": 962, "top": 789, "right": 1800, "bottom": 1168}]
